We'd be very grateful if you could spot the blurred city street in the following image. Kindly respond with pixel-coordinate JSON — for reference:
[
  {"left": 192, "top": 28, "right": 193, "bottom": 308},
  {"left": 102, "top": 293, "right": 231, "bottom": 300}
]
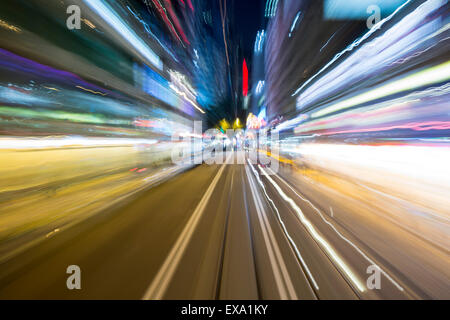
[{"left": 0, "top": 0, "right": 448, "bottom": 300}]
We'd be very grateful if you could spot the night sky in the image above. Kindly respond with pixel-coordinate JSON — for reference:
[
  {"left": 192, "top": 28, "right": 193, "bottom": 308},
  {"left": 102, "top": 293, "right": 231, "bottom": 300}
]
[{"left": 231, "top": 0, "right": 265, "bottom": 60}]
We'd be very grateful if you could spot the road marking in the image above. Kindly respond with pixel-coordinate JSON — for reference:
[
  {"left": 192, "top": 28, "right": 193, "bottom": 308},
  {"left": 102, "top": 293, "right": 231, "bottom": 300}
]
[
  {"left": 245, "top": 165, "right": 298, "bottom": 299},
  {"left": 260, "top": 165, "right": 366, "bottom": 292},
  {"left": 142, "top": 162, "right": 228, "bottom": 300},
  {"left": 45, "top": 228, "right": 60, "bottom": 238},
  {"left": 330, "top": 207, "right": 334, "bottom": 218},
  {"left": 268, "top": 168, "right": 405, "bottom": 292},
  {"left": 247, "top": 161, "right": 319, "bottom": 293}
]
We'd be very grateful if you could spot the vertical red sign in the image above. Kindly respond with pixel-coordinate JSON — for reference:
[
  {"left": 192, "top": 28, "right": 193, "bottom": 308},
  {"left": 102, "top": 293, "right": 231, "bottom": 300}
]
[{"left": 243, "top": 59, "right": 248, "bottom": 97}]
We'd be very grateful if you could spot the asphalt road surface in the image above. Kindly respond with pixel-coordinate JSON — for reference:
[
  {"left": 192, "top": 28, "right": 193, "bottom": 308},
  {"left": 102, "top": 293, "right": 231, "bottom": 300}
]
[{"left": 0, "top": 155, "right": 448, "bottom": 299}]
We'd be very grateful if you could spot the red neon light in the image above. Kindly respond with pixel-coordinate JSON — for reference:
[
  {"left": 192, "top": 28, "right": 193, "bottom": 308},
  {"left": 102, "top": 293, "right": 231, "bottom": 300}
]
[
  {"left": 187, "top": 0, "right": 194, "bottom": 12},
  {"left": 243, "top": 59, "right": 248, "bottom": 97}
]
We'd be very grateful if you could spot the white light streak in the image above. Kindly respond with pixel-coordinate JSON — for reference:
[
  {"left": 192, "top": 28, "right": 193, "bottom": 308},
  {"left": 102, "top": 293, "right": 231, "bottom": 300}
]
[
  {"left": 257, "top": 164, "right": 366, "bottom": 292},
  {"left": 85, "top": 0, "right": 162, "bottom": 70},
  {"left": 0, "top": 136, "right": 159, "bottom": 149}
]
